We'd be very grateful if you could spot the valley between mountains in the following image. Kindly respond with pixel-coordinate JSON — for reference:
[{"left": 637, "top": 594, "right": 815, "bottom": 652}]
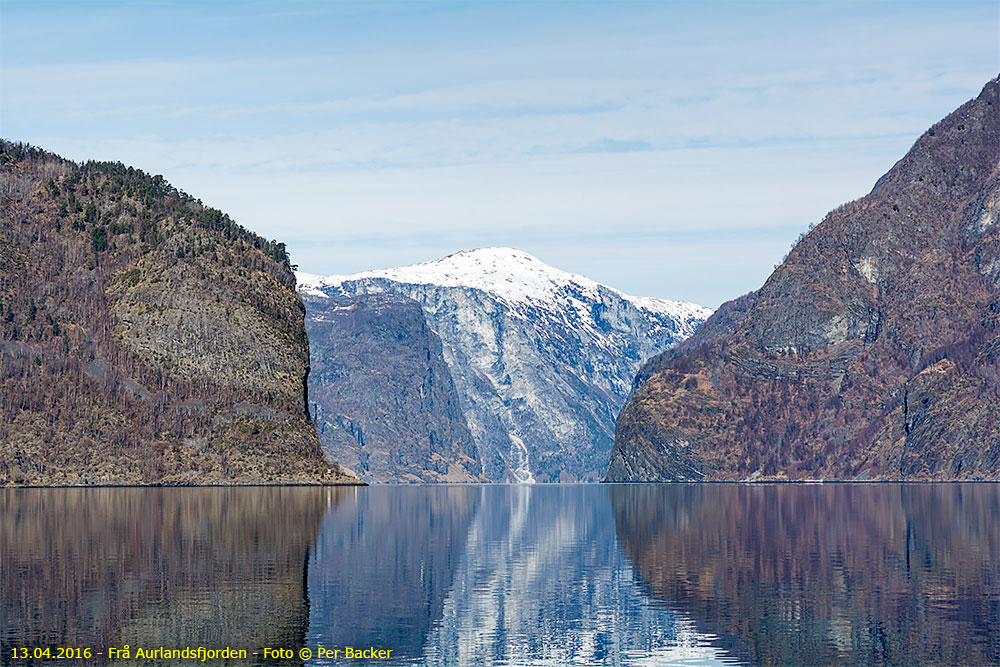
[
  {"left": 298, "top": 248, "right": 709, "bottom": 483},
  {"left": 3, "top": 75, "right": 999, "bottom": 486}
]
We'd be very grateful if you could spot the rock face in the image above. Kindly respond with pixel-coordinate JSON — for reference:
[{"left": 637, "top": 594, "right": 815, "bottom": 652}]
[
  {"left": 300, "top": 248, "right": 709, "bottom": 482},
  {"left": 0, "top": 141, "right": 360, "bottom": 485},
  {"left": 303, "top": 292, "right": 484, "bottom": 482},
  {"left": 606, "top": 76, "right": 1000, "bottom": 482}
]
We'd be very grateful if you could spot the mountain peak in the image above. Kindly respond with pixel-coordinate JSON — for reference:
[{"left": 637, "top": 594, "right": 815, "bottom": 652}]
[
  {"left": 446, "top": 246, "right": 540, "bottom": 262},
  {"left": 299, "top": 246, "right": 597, "bottom": 305},
  {"left": 298, "top": 247, "right": 710, "bottom": 321},
  {"left": 299, "top": 247, "right": 711, "bottom": 483}
]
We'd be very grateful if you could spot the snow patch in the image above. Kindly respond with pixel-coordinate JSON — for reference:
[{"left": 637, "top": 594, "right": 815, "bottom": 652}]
[
  {"left": 854, "top": 257, "right": 879, "bottom": 284},
  {"left": 508, "top": 433, "right": 535, "bottom": 484}
]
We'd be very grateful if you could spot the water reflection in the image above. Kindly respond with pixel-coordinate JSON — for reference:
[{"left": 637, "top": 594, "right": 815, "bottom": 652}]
[
  {"left": 608, "top": 483, "right": 1000, "bottom": 666},
  {"left": 3, "top": 484, "right": 997, "bottom": 666},
  {"left": 306, "top": 486, "right": 481, "bottom": 663},
  {"left": 305, "top": 485, "right": 730, "bottom": 666},
  {"left": 1, "top": 487, "right": 340, "bottom": 665},
  {"left": 419, "top": 485, "right": 728, "bottom": 666}
]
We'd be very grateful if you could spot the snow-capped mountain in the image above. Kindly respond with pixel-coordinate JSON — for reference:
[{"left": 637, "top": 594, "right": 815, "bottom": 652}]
[{"left": 299, "top": 248, "right": 710, "bottom": 482}]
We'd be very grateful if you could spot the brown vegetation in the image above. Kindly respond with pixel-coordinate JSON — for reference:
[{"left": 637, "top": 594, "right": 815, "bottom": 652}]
[
  {"left": 0, "top": 141, "right": 359, "bottom": 485},
  {"left": 607, "top": 76, "right": 1000, "bottom": 481}
]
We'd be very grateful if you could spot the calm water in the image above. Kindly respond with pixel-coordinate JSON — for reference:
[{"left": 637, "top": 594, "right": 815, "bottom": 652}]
[{"left": 2, "top": 484, "right": 998, "bottom": 666}]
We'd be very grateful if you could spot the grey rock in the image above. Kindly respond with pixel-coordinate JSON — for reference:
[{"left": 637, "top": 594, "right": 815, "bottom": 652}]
[
  {"left": 303, "top": 292, "right": 483, "bottom": 483},
  {"left": 301, "top": 248, "right": 709, "bottom": 482}
]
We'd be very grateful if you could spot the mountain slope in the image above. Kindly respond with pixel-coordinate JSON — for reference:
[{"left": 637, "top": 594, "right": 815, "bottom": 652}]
[
  {"left": 0, "top": 141, "right": 360, "bottom": 486},
  {"left": 606, "top": 76, "right": 1000, "bottom": 482},
  {"left": 300, "top": 248, "right": 710, "bottom": 482},
  {"left": 304, "top": 292, "right": 484, "bottom": 483}
]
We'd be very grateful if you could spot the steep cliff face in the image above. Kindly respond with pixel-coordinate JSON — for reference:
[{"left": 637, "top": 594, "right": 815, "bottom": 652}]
[
  {"left": 607, "top": 77, "right": 1000, "bottom": 482},
  {"left": 303, "top": 292, "right": 484, "bottom": 482},
  {"left": 300, "top": 248, "right": 710, "bottom": 482},
  {"left": 0, "top": 142, "right": 359, "bottom": 485}
]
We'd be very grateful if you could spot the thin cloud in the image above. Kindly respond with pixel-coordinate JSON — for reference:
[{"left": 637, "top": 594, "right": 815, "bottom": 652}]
[{"left": 2, "top": 1, "right": 997, "bottom": 307}]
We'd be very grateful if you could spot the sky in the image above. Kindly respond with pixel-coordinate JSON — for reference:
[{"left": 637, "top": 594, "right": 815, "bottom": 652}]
[{"left": 1, "top": 1, "right": 998, "bottom": 308}]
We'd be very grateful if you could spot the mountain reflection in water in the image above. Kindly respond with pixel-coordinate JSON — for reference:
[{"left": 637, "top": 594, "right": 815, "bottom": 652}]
[
  {"left": 1, "top": 487, "right": 338, "bottom": 665},
  {"left": 2, "top": 484, "right": 998, "bottom": 666},
  {"left": 609, "top": 483, "right": 1000, "bottom": 666},
  {"left": 307, "top": 485, "right": 729, "bottom": 665}
]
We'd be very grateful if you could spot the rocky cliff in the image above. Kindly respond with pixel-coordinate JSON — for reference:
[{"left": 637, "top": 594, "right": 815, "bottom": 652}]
[
  {"left": 0, "top": 141, "right": 359, "bottom": 485},
  {"left": 303, "top": 292, "right": 484, "bottom": 482},
  {"left": 606, "top": 76, "right": 1000, "bottom": 481},
  {"left": 300, "top": 248, "right": 710, "bottom": 482}
]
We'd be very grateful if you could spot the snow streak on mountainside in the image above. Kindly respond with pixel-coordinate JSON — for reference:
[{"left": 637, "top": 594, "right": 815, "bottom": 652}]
[{"left": 299, "top": 248, "right": 710, "bottom": 482}]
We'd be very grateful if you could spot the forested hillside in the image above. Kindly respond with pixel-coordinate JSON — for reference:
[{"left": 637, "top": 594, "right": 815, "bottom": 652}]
[{"left": 0, "top": 141, "right": 358, "bottom": 485}]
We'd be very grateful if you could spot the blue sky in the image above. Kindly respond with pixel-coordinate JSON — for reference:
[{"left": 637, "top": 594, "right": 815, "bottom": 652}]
[{"left": 2, "top": 1, "right": 998, "bottom": 307}]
